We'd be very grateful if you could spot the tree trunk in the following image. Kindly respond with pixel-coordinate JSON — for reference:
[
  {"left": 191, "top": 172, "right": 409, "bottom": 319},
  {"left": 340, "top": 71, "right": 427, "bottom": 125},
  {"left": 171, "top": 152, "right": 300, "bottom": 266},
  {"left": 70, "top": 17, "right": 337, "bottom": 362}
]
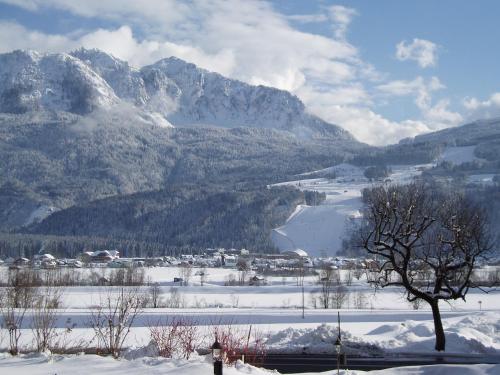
[{"left": 430, "top": 300, "right": 445, "bottom": 351}]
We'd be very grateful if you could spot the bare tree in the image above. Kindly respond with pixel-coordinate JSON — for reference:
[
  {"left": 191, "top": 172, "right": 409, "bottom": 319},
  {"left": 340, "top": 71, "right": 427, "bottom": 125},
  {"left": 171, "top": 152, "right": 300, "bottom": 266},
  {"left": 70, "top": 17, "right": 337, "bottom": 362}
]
[
  {"left": 237, "top": 259, "right": 250, "bottom": 286},
  {"left": 179, "top": 264, "right": 193, "bottom": 287},
  {"left": 89, "top": 286, "right": 144, "bottom": 358},
  {"left": 358, "top": 183, "right": 492, "bottom": 351},
  {"left": 198, "top": 267, "right": 207, "bottom": 286},
  {"left": 148, "top": 282, "right": 162, "bottom": 308},
  {"left": 165, "top": 287, "right": 186, "bottom": 308},
  {"left": 7, "top": 268, "right": 38, "bottom": 308},
  {"left": 293, "top": 263, "right": 306, "bottom": 318},
  {"left": 353, "top": 291, "right": 368, "bottom": 309},
  {"left": 31, "top": 286, "right": 64, "bottom": 352},
  {"left": 330, "top": 285, "right": 348, "bottom": 309},
  {"left": 0, "top": 289, "right": 6, "bottom": 350},
  {"left": 0, "top": 269, "right": 39, "bottom": 355},
  {"left": 317, "top": 265, "right": 341, "bottom": 309},
  {"left": 1, "top": 286, "right": 32, "bottom": 355}
]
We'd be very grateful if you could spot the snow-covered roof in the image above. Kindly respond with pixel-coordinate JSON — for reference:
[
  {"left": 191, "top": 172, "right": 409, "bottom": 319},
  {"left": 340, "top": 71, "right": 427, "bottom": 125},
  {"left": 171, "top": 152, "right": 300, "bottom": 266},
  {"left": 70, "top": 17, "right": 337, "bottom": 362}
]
[
  {"left": 282, "top": 249, "right": 309, "bottom": 258},
  {"left": 39, "top": 253, "right": 55, "bottom": 260}
]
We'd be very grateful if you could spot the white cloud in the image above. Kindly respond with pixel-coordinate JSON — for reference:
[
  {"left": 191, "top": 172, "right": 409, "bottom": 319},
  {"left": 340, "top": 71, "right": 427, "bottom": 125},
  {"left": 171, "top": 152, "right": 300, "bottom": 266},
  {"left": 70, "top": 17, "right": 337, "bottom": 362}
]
[
  {"left": 396, "top": 38, "right": 438, "bottom": 68},
  {"left": 377, "top": 76, "right": 462, "bottom": 129},
  {"left": 0, "top": 0, "right": 467, "bottom": 145},
  {"left": 0, "top": 1, "right": 361, "bottom": 94},
  {"left": 0, "top": 0, "right": 190, "bottom": 34},
  {"left": 307, "top": 101, "right": 431, "bottom": 145},
  {"left": 0, "top": 21, "right": 74, "bottom": 52},
  {"left": 377, "top": 76, "right": 444, "bottom": 97},
  {"left": 327, "top": 5, "right": 358, "bottom": 39},
  {"left": 463, "top": 93, "right": 500, "bottom": 119},
  {"left": 287, "top": 14, "right": 328, "bottom": 24}
]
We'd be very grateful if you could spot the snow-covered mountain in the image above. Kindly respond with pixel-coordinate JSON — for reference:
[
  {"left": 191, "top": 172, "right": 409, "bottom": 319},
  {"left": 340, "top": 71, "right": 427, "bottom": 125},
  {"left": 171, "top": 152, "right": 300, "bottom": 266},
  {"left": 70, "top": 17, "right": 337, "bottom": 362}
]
[
  {"left": 0, "top": 48, "right": 352, "bottom": 140},
  {"left": 0, "top": 50, "right": 118, "bottom": 114}
]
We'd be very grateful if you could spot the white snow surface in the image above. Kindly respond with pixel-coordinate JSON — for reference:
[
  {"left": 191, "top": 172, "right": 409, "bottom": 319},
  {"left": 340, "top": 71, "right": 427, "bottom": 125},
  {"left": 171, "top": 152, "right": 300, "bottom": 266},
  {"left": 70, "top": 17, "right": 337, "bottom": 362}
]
[
  {"left": 24, "top": 205, "right": 57, "bottom": 226},
  {"left": 272, "top": 164, "right": 430, "bottom": 256},
  {"left": 0, "top": 50, "right": 118, "bottom": 114},
  {"left": 265, "top": 312, "right": 500, "bottom": 355},
  {"left": 1, "top": 266, "right": 500, "bottom": 372},
  {"left": 0, "top": 353, "right": 499, "bottom": 375},
  {"left": 438, "top": 146, "right": 480, "bottom": 165}
]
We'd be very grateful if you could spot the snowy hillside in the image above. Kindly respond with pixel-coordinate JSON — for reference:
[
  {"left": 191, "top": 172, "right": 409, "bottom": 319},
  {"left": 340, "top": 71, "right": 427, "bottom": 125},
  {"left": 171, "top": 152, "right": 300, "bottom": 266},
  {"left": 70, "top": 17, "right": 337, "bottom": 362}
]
[
  {"left": 437, "top": 145, "right": 480, "bottom": 165},
  {"left": 0, "top": 50, "right": 118, "bottom": 114},
  {"left": 273, "top": 164, "right": 431, "bottom": 256}
]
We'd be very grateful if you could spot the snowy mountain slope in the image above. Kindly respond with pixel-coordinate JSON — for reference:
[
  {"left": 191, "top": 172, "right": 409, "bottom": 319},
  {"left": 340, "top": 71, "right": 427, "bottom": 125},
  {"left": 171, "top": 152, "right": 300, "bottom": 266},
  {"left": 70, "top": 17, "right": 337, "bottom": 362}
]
[
  {"left": 0, "top": 48, "right": 355, "bottom": 140},
  {"left": 70, "top": 48, "right": 149, "bottom": 106},
  {"left": 409, "top": 117, "right": 500, "bottom": 145},
  {"left": 67, "top": 48, "right": 353, "bottom": 140},
  {"left": 145, "top": 56, "right": 350, "bottom": 139},
  {"left": 0, "top": 50, "right": 118, "bottom": 114}
]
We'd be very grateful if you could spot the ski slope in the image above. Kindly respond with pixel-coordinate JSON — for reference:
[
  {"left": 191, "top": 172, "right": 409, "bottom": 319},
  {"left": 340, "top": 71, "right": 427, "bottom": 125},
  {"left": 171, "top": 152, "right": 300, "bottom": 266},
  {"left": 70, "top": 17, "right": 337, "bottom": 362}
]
[{"left": 272, "top": 164, "right": 431, "bottom": 257}]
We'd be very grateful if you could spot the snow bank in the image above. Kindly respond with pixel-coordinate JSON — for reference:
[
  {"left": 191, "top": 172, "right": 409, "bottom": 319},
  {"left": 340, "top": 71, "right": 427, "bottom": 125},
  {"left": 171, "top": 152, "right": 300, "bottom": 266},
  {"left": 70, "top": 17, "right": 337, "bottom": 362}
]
[
  {"left": 265, "top": 313, "right": 500, "bottom": 355},
  {"left": 265, "top": 323, "right": 383, "bottom": 356},
  {"left": 364, "top": 313, "right": 500, "bottom": 354},
  {"left": 0, "top": 352, "right": 499, "bottom": 375},
  {"left": 361, "top": 364, "right": 500, "bottom": 375},
  {"left": 0, "top": 352, "right": 273, "bottom": 375}
]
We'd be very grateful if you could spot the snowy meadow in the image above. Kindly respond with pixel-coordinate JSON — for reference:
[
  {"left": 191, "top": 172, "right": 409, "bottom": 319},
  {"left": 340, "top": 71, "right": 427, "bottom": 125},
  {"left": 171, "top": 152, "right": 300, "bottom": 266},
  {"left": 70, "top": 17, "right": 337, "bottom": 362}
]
[{"left": 1, "top": 264, "right": 499, "bottom": 375}]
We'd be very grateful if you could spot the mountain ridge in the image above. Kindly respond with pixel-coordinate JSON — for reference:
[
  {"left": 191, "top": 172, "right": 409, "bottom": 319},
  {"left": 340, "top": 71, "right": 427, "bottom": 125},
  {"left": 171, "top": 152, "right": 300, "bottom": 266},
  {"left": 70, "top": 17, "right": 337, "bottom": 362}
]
[{"left": 0, "top": 48, "right": 353, "bottom": 141}]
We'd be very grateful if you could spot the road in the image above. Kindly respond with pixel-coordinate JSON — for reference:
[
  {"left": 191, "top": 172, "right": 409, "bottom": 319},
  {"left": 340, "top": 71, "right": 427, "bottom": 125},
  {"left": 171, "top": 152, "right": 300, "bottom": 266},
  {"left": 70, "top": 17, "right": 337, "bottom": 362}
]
[{"left": 258, "top": 353, "right": 500, "bottom": 373}]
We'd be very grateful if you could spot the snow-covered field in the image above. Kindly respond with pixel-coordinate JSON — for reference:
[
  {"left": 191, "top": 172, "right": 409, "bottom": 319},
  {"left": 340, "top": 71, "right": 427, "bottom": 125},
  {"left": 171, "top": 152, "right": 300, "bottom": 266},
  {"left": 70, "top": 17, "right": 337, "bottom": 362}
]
[{"left": 1, "top": 266, "right": 499, "bottom": 356}]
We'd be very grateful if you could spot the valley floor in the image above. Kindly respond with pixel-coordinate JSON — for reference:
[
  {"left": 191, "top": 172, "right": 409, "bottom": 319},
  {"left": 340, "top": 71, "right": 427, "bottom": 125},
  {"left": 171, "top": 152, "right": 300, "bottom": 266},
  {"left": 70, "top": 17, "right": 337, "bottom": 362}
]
[{"left": 0, "top": 267, "right": 500, "bottom": 375}]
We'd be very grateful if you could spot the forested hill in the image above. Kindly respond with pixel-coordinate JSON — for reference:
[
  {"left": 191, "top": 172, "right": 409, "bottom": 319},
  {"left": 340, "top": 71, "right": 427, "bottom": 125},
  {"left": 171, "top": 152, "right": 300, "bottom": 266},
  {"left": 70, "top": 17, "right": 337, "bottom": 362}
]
[
  {"left": 21, "top": 186, "right": 325, "bottom": 257},
  {"left": 0, "top": 49, "right": 365, "bottom": 256}
]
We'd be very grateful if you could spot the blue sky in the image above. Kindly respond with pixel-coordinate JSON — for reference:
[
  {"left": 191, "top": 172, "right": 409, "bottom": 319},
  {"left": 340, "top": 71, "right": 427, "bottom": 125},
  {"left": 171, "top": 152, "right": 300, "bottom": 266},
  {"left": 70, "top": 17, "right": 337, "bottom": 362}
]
[{"left": 0, "top": 0, "right": 498, "bottom": 145}]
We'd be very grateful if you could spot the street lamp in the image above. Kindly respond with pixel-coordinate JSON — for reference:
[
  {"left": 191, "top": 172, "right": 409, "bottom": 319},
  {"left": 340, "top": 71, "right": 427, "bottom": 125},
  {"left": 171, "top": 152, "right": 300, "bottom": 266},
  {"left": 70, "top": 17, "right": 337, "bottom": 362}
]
[
  {"left": 212, "top": 339, "right": 223, "bottom": 375},
  {"left": 334, "top": 336, "right": 342, "bottom": 375},
  {"left": 335, "top": 311, "right": 343, "bottom": 375}
]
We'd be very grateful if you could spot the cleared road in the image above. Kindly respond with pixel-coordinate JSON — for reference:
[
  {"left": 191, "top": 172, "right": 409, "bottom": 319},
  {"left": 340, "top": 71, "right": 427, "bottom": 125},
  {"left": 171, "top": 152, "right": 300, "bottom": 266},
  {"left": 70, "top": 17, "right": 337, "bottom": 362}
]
[{"left": 258, "top": 353, "right": 500, "bottom": 373}]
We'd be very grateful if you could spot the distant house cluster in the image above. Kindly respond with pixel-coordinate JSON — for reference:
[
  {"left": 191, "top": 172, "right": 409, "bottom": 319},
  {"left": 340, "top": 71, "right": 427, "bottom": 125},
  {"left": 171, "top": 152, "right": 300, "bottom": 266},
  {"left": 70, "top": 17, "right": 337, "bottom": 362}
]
[{"left": 80, "top": 250, "right": 120, "bottom": 263}]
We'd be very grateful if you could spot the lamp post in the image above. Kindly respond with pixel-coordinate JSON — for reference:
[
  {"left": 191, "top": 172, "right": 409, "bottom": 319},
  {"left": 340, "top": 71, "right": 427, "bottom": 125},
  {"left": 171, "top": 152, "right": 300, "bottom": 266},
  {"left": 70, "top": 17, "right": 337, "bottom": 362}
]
[
  {"left": 334, "top": 336, "right": 342, "bottom": 375},
  {"left": 212, "top": 339, "right": 223, "bottom": 375},
  {"left": 334, "top": 311, "right": 342, "bottom": 375}
]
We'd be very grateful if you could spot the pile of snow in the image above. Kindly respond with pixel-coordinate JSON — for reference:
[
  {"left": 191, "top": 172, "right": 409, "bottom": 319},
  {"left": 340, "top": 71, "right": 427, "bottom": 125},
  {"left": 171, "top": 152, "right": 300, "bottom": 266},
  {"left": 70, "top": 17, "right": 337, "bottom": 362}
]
[
  {"left": 364, "top": 313, "right": 500, "bottom": 354},
  {"left": 265, "top": 323, "right": 383, "bottom": 356},
  {"left": 265, "top": 313, "right": 500, "bottom": 355},
  {"left": 0, "top": 352, "right": 271, "bottom": 375}
]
